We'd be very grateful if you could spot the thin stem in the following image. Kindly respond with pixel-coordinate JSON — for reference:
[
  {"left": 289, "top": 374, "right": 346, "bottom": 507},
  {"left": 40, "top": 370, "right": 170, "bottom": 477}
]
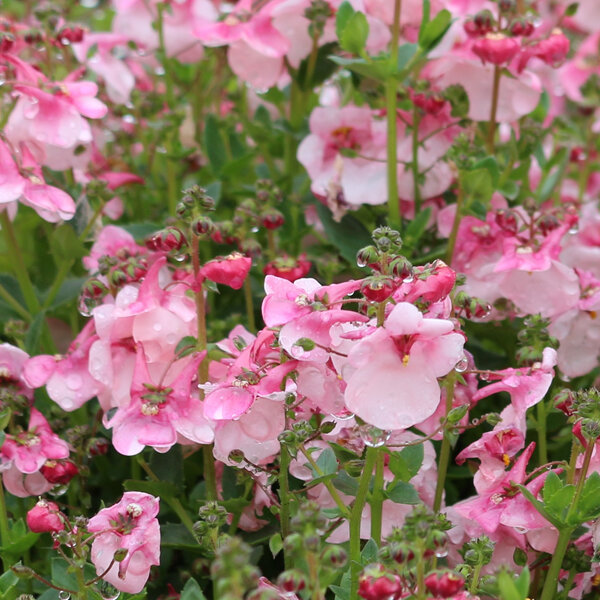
[
  {"left": 486, "top": 66, "right": 502, "bottom": 154},
  {"left": 412, "top": 104, "right": 422, "bottom": 214},
  {"left": 469, "top": 563, "right": 482, "bottom": 595},
  {"left": 0, "top": 478, "right": 10, "bottom": 571},
  {"left": 370, "top": 449, "right": 385, "bottom": 546},
  {"left": 433, "top": 372, "right": 456, "bottom": 513},
  {"left": 416, "top": 548, "right": 426, "bottom": 600},
  {"left": 350, "top": 446, "right": 377, "bottom": 600},
  {"left": 566, "top": 440, "right": 581, "bottom": 485},
  {"left": 243, "top": 277, "right": 256, "bottom": 332},
  {"left": 279, "top": 444, "right": 292, "bottom": 570},
  {"left": 445, "top": 184, "right": 464, "bottom": 265},
  {"left": 137, "top": 457, "right": 196, "bottom": 534},
  {"left": 538, "top": 527, "right": 572, "bottom": 600},
  {"left": 0, "top": 282, "right": 30, "bottom": 320},
  {"left": 386, "top": 0, "right": 402, "bottom": 229},
  {"left": 561, "top": 568, "right": 577, "bottom": 600},
  {"left": 299, "top": 446, "right": 351, "bottom": 518},
  {"left": 537, "top": 400, "right": 548, "bottom": 466}
]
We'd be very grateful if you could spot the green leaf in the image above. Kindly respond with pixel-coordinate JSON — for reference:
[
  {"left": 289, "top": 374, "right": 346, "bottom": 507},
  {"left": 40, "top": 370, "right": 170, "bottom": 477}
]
[
  {"left": 542, "top": 471, "right": 562, "bottom": 503},
  {"left": 403, "top": 207, "right": 431, "bottom": 254},
  {"left": 514, "top": 568, "right": 531, "bottom": 598},
  {"left": 499, "top": 180, "right": 519, "bottom": 200},
  {"left": 335, "top": 1, "right": 355, "bottom": 40},
  {"left": 530, "top": 90, "right": 550, "bottom": 123},
  {"left": 497, "top": 568, "right": 526, "bottom": 600},
  {"left": 573, "top": 472, "right": 600, "bottom": 522},
  {"left": 175, "top": 335, "right": 198, "bottom": 358},
  {"left": 516, "top": 484, "right": 562, "bottom": 529},
  {"left": 419, "top": 9, "right": 452, "bottom": 51},
  {"left": 385, "top": 480, "right": 420, "bottom": 505},
  {"left": 0, "top": 569, "right": 18, "bottom": 594},
  {"left": 329, "top": 55, "right": 393, "bottom": 81},
  {"left": 24, "top": 310, "right": 46, "bottom": 355},
  {"left": 203, "top": 114, "right": 228, "bottom": 175},
  {"left": 46, "top": 277, "right": 87, "bottom": 310},
  {"left": 161, "top": 523, "right": 199, "bottom": 549},
  {"left": 418, "top": 0, "right": 431, "bottom": 42},
  {"left": 333, "top": 471, "right": 359, "bottom": 496},
  {"left": 315, "top": 447, "right": 338, "bottom": 477},
  {"left": 269, "top": 532, "right": 283, "bottom": 557},
  {"left": 361, "top": 538, "right": 378, "bottom": 563},
  {"left": 181, "top": 577, "right": 208, "bottom": 600},
  {"left": 388, "top": 445, "right": 424, "bottom": 482},
  {"left": 124, "top": 478, "right": 180, "bottom": 498},
  {"left": 50, "top": 224, "right": 86, "bottom": 263},
  {"left": 564, "top": 2, "right": 579, "bottom": 17},
  {"left": 298, "top": 42, "right": 339, "bottom": 89},
  {"left": 149, "top": 444, "right": 184, "bottom": 487},
  {"left": 339, "top": 11, "right": 369, "bottom": 55},
  {"left": 397, "top": 43, "right": 419, "bottom": 72},
  {"left": 315, "top": 203, "right": 372, "bottom": 265},
  {"left": 461, "top": 168, "right": 494, "bottom": 207}
]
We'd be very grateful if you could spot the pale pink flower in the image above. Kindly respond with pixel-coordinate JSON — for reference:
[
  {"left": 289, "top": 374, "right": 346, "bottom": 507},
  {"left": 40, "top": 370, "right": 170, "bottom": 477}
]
[
  {"left": 340, "top": 302, "right": 465, "bottom": 430},
  {"left": 0, "top": 342, "right": 34, "bottom": 401},
  {"left": 88, "top": 491, "right": 160, "bottom": 594}
]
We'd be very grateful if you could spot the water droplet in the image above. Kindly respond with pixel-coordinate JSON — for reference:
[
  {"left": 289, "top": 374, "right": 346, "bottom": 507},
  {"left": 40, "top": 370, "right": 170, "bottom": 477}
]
[
  {"left": 402, "top": 275, "right": 414, "bottom": 284},
  {"left": 81, "top": 0, "right": 99, "bottom": 6},
  {"left": 173, "top": 254, "right": 186, "bottom": 262},
  {"left": 59, "top": 592, "right": 71, "bottom": 600},
  {"left": 357, "top": 424, "right": 391, "bottom": 448},
  {"left": 251, "top": 226, "right": 259, "bottom": 233},
  {"left": 66, "top": 374, "right": 83, "bottom": 390},
  {"left": 559, "top": 371, "right": 571, "bottom": 382},
  {"left": 78, "top": 300, "right": 92, "bottom": 317},
  {"left": 49, "top": 484, "right": 68, "bottom": 498},
  {"left": 153, "top": 323, "right": 162, "bottom": 332},
  {"left": 356, "top": 257, "right": 367, "bottom": 268},
  {"left": 569, "top": 224, "right": 579, "bottom": 234},
  {"left": 480, "top": 371, "right": 490, "bottom": 382},
  {"left": 157, "top": 146, "right": 167, "bottom": 154},
  {"left": 122, "top": 114, "right": 136, "bottom": 124},
  {"left": 454, "top": 356, "right": 468, "bottom": 373},
  {"left": 154, "top": 66, "right": 166, "bottom": 76},
  {"left": 333, "top": 409, "right": 355, "bottom": 421},
  {"left": 166, "top": 333, "right": 177, "bottom": 344}
]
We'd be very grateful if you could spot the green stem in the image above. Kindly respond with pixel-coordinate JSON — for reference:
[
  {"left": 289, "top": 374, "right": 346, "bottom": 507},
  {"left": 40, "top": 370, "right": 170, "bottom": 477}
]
[
  {"left": 0, "top": 478, "right": 10, "bottom": 571},
  {"left": 304, "top": 33, "right": 320, "bottom": 89},
  {"left": 203, "top": 445, "right": 218, "bottom": 502},
  {"left": 433, "top": 372, "right": 456, "bottom": 513},
  {"left": 243, "top": 276, "right": 256, "bottom": 332},
  {"left": 469, "top": 562, "right": 482, "bottom": 595},
  {"left": 1, "top": 212, "right": 41, "bottom": 313},
  {"left": 538, "top": 527, "right": 573, "bottom": 600},
  {"left": 445, "top": 184, "right": 464, "bottom": 265},
  {"left": 416, "top": 548, "right": 426, "bottom": 600},
  {"left": 279, "top": 444, "right": 292, "bottom": 570},
  {"left": 137, "top": 457, "right": 196, "bottom": 534},
  {"left": 299, "top": 446, "right": 351, "bottom": 518},
  {"left": 386, "top": 0, "right": 402, "bottom": 229},
  {"left": 370, "top": 449, "right": 385, "bottom": 546},
  {"left": 350, "top": 446, "right": 377, "bottom": 600},
  {"left": 486, "top": 66, "right": 501, "bottom": 154},
  {"left": 412, "top": 104, "right": 422, "bottom": 215},
  {"left": 566, "top": 440, "right": 580, "bottom": 485},
  {"left": 537, "top": 400, "right": 548, "bottom": 466},
  {"left": 561, "top": 568, "right": 577, "bottom": 600},
  {"left": 0, "top": 282, "right": 30, "bottom": 320}
]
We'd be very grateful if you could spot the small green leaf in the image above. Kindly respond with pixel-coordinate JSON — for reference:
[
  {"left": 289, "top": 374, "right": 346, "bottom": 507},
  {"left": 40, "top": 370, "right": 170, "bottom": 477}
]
[
  {"left": 385, "top": 480, "right": 420, "bottom": 505},
  {"left": 269, "top": 533, "right": 283, "bottom": 557},
  {"left": 315, "top": 447, "right": 338, "bottom": 477},
  {"left": 335, "top": 1, "right": 355, "bottom": 40},
  {"left": 397, "top": 43, "right": 419, "bottom": 72},
  {"left": 388, "top": 445, "right": 424, "bottom": 482},
  {"left": 203, "top": 114, "right": 228, "bottom": 175},
  {"left": 180, "top": 577, "right": 208, "bottom": 600},
  {"left": 564, "top": 2, "right": 579, "bottom": 17},
  {"left": 419, "top": 9, "right": 452, "bottom": 51},
  {"left": 542, "top": 471, "right": 562, "bottom": 503},
  {"left": 175, "top": 335, "right": 198, "bottom": 358},
  {"left": 328, "top": 55, "right": 393, "bottom": 81},
  {"left": 361, "top": 538, "right": 378, "bottom": 563},
  {"left": 339, "top": 11, "right": 369, "bottom": 55},
  {"left": 497, "top": 568, "right": 526, "bottom": 600},
  {"left": 123, "top": 479, "right": 180, "bottom": 498},
  {"left": 333, "top": 471, "right": 359, "bottom": 496}
]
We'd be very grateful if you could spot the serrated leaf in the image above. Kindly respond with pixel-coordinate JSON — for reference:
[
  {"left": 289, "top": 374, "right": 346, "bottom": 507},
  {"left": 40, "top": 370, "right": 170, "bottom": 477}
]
[
  {"left": 385, "top": 480, "right": 420, "bottom": 505},
  {"left": 542, "top": 471, "right": 562, "bottom": 503},
  {"left": 361, "top": 538, "right": 378, "bottom": 563},
  {"left": 388, "top": 445, "right": 424, "bottom": 482},
  {"left": 333, "top": 471, "right": 359, "bottom": 496},
  {"left": 181, "top": 577, "right": 208, "bottom": 600},
  {"left": 339, "top": 11, "right": 369, "bottom": 55},
  {"left": 269, "top": 532, "right": 283, "bottom": 557},
  {"left": 315, "top": 447, "right": 338, "bottom": 477}
]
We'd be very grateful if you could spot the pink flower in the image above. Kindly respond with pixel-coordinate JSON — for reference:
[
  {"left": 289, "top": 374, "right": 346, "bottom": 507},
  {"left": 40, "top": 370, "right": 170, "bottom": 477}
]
[
  {"left": 472, "top": 33, "right": 521, "bottom": 66},
  {"left": 27, "top": 499, "right": 64, "bottom": 533},
  {"left": 341, "top": 303, "right": 465, "bottom": 430},
  {"left": 88, "top": 492, "right": 160, "bottom": 594},
  {"left": 200, "top": 252, "right": 252, "bottom": 290},
  {"left": 0, "top": 342, "right": 34, "bottom": 402}
]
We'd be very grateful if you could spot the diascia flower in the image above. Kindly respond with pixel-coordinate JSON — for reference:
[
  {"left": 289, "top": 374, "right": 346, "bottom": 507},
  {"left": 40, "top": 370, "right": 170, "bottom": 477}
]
[{"left": 87, "top": 492, "right": 160, "bottom": 594}]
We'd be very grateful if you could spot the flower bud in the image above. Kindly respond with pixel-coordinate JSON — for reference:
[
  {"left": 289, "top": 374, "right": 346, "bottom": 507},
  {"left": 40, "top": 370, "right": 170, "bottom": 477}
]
[
  {"left": 0, "top": 32, "right": 15, "bottom": 52},
  {"left": 146, "top": 226, "right": 187, "bottom": 252},
  {"left": 361, "top": 277, "right": 396, "bottom": 303},
  {"left": 424, "top": 572, "right": 465, "bottom": 598},
  {"left": 356, "top": 245, "right": 380, "bottom": 269},
  {"left": 277, "top": 570, "right": 307, "bottom": 592},
  {"left": 41, "top": 459, "right": 79, "bottom": 484},
  {"left": 321, "top": 545, "right": 348, "bottom": 568},
  {"left": 495, "top": 209, "right": 518, "bottom": 234},
  {"left": 260, "top": 210, "right": 285, "bottom": 230},
  {"left": 358, "top": 564, "right": 403, "bottom": 600},
  {"left": 533, "top": 29, "right": 569, "bottom": 67},
  {"left": 192, "top": 216, "right": 215, "bottom": 236},
  {"left": 472, "top": 33, "right": 520, "bottom": 65},
  {"left": 26, "top": 500, "right": 64, "bottom": 533},
  {"left": 537, "top": 214, "right": 560, "bottom": 236},
  {"left": 200, "top": 252, "right": 252, "bottom": 290}
]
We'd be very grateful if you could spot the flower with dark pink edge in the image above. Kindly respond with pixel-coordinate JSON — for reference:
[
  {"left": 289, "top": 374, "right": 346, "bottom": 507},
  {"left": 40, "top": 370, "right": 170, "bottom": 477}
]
[{"left": 26, "top": 499, "right": 64, "bottom": 533}]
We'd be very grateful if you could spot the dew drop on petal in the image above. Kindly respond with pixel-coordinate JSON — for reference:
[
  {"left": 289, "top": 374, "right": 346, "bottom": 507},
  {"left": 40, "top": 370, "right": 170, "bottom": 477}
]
[
  {"left": 66, "top": 374, "right": 83, "bottom": 390},
  {"left": 333, "top": 409, "right": 354, "bottom": 421},
  {"left": 454, "top": 356, "right": 468, "bottom": 373},
  {"left": 402, "top": 275, "right": 414, "bottom": 284},
  {"left": 357, "top": 424, "right": 391, "bottom": 447},
  {"left": 479, "top": 371, "right": 490, "bottom": 382},
  {"left": 59, "top": 592, "right": 71, "bottom": 600}
]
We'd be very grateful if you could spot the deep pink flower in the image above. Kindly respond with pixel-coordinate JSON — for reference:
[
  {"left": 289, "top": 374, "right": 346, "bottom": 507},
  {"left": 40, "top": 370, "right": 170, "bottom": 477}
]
[
  {"left": 27, "top": 499, "right": 64, "bottom": 533},
  {"left": 200, "top": 252, "right": 252, "bottom": 290},
  {"left": 472, "top": 33, "right": 520, "bottom": 65},
  {"left": 88, "top": 492, "right": 160, "bottom": 594}
]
